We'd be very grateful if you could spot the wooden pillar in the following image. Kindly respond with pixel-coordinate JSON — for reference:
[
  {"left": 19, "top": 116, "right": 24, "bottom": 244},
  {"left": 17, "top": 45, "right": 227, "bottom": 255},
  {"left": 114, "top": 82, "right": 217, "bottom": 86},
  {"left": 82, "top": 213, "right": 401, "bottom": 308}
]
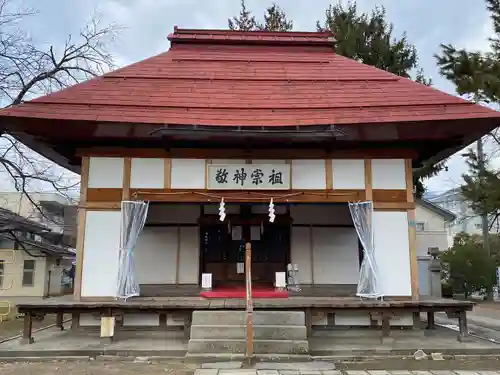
[
  {"left": 71, "top": 312, "right": 79, "bottom": 331},
  {"left": 56, "top": 311, "right": 64, "bottom": 331},
  {"left": 457, "top": 310, "right": 469, "bottom": 342},
  {"left": 122, "top": 157, "right": 132, "bottom": 201},
  {"left": 22, "top": 313, "right": 34, "bottom": 344},
  {"left": 405, "top": 159, "right": 418, "bottom": 299},
  {"left": 245, "top": 241, "right": 253, "bottom": 362},
  {"left": 426, "top": 311, "right": 436, "bottom": 330},
  {"left": 364, "top": 159, "right": 373, "bottom": 201},
  {"left": 74, "top": 157, "right": 89, "bottom": 300},
  {"left": 184, "top": 312, "right": 192, "bottom": 339}
]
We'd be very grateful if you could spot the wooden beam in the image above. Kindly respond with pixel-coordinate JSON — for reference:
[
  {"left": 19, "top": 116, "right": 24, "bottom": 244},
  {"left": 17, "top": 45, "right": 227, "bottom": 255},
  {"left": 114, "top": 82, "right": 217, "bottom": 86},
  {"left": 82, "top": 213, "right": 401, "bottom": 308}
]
[
  {"left": 80, "top": 202, "right": 121, "bottom": 210},
  {"left": 87, "top": 188, "right": 122, "bottom": 203},
  {"left": 373, "top": 202, "right": 416, "bottom": 211},
  {"left": 132, "top": 189, "right": 365, "bottom": 203},
  {"left": 74, "top": 156, "right": 89, "bottom": 301},
  {"left": 372, "top": 190, "right": 407, "bottom": 203},
  {"left": 164, "top": 158, "right": 172, "bottom": 189},
  {"left": 76, "top": 147, "right": 419, "bottom": 160},
  {"left": 325, "top": 159, "right": 333, "bottom": 190},
  {"left": 408, "top": 209, "right": 419, "bottom": 299},
  {"left": 122, "top": 157, "right": 132, "bottom": 201},
  {"left": 364, "top": 159, "right": 373, "bottom": 201},
  {"left": 405, "top": 159, "right": 415, "bottom": 203}
]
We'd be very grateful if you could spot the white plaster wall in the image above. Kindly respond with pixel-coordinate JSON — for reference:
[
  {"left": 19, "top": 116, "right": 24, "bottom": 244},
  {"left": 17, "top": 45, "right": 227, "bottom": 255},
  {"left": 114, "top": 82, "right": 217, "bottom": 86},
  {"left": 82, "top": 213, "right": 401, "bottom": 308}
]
[
  {"left": 371, "top": 159, "right": 406, "bottom": 190},
  {"left": 291, "top": 227, "right": 312, "bottom": 284},
  {"left": 88, "top": 157, "right": 124, "bottom": 188},
  {"left": 289, "top": 205, "right": 358, "bottom": 285},
  {"left": 291, "top": 160, "right": 326, "bottom": 189},
  {"left": 373, "top": 211, "right": 412, "bottom": 296},
  {"left": 312, "top": 227, "right": 359, "bottom": 284},
  {"left": 178, "top": 227, "right": 199, "bottom": 284},
  {"left": 135, "top": 227, "right": 178, "bottom": 284},
  {"left": 170, "top": 158, "right": 206, "bottom": 189},
  {"left": 81, "top": 210, "right": 122, "bottom": 297},
  {"left": 332, "top": 159, "right": 365, "bottom": 189},
  {"left": 130, "top": 158, "right": 164, "bottom": 189}
]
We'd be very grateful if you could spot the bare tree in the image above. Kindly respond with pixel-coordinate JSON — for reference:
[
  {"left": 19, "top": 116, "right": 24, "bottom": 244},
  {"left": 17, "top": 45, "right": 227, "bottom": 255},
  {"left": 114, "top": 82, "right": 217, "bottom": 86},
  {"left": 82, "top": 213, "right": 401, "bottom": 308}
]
[{"left": 0, "top": 0, "right": 120, "bottom": 229}]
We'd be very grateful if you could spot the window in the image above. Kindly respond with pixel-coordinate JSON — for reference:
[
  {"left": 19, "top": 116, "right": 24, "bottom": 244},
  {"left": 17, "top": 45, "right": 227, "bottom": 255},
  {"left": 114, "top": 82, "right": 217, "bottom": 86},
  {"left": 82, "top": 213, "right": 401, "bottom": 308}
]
[
  {"left": 416, "top": 222, "right": 425, "bottom": 232},
  {"left": 0, "top": 261, "right": 4, "bottom": 288},
  {"left": 22, "top": 260, "right": 35, "bottom": 286},
  {"left": 474, "top": 223, "right": 483, "bottom": 230}
]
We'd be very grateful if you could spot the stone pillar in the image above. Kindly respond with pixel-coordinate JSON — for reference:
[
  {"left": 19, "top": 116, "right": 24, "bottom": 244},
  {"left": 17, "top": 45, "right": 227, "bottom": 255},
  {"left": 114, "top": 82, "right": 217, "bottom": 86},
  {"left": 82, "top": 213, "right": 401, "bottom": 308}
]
[{"left": 428, "top": 247, "right": 442, "bottom": 298}]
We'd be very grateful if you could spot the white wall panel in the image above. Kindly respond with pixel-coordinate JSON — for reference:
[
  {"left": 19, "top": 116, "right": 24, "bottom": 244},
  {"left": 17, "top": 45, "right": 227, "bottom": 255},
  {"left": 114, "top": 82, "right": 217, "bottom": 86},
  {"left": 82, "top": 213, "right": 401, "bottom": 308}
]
[
  {"left": 332, "top": 159, "right": 365, "bottom": 189},
  {"left": 371, "top": 159, "right": 406, "bottom": 190},
  {"left": 178, "top": 227, "right": 199, "bottom": 284},
  {"left": 291, "top": 160, "right": 326, "bottom": 189},
  {"left": 171, "top": 158, "right": 206, "bottom": 189},
  {"left": 130, "top": 158, "right": 164, "bottom": 189},
  {"left": 135, "top": 227, "right": 178, "bottom": 284},
  {"left": 373, "top": 211, "right": 412, "bottom": 296},
  {"left": 88, "top": 157, "right": 124, "bottom": 188},
  {"left": 81, "top": 210, "right": 121, "bottom": 297},
  {"left": 291, "top": 227, "right": 312, "bottom": 284},
  {"left": 312, "top": 227, "right": 359, "bottom": 284}
]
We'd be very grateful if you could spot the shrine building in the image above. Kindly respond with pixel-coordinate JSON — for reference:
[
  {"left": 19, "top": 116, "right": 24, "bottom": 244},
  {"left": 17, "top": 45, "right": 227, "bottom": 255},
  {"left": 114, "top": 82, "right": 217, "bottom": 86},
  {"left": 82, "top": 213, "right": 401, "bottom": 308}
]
[{"left": 0, "top": 28, "right": 498, "bottom": 346}]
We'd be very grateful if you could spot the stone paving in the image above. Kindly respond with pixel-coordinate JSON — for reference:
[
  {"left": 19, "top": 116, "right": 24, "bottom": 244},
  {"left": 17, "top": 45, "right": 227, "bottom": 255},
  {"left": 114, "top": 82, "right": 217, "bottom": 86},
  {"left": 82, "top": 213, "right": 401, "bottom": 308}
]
[{"left": 195, "top": 372, "right": 500, "bottom": 375}]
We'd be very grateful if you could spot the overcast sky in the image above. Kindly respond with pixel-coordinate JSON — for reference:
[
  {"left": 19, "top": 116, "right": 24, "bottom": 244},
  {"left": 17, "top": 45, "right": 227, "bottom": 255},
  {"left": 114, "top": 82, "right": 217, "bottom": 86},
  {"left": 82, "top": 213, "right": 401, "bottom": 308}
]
[{"left": 10, "top": 0, "right": 497, "bottom": 193}]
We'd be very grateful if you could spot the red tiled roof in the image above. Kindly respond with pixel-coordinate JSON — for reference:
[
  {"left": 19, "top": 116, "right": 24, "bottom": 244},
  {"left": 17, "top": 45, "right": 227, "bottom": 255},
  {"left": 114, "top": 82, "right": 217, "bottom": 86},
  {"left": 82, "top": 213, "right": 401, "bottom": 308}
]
[{"left": 0, "top": 28, "right": 499, "bottom": 127}]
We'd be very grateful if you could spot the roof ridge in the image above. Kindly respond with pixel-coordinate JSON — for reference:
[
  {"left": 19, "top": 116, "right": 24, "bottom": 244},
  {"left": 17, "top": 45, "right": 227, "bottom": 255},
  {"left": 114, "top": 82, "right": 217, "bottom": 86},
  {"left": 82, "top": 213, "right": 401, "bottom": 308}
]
[
  {"left": 168, "top": 27, "right": 335, "bottom": 47},
  {"left": 27, "top": 100, "right": 480, "bottom": 110}
]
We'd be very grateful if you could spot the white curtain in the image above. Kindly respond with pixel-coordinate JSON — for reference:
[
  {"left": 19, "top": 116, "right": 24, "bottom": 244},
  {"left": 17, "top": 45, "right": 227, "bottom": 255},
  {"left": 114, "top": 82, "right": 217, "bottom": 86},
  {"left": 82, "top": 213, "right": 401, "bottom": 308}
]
[
  {"left": 348, "top": 201, "right": 383, "bottom": 299},
  {"left": 117, "top": 200, "right": 149, "bottom": 300}
]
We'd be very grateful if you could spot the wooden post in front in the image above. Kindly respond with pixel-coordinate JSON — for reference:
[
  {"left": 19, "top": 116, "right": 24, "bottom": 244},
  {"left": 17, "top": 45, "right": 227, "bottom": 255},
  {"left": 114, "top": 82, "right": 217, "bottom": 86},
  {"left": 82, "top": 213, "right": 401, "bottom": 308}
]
[{"left": 245, "top": 241, "right": 253, "bottom": 362}]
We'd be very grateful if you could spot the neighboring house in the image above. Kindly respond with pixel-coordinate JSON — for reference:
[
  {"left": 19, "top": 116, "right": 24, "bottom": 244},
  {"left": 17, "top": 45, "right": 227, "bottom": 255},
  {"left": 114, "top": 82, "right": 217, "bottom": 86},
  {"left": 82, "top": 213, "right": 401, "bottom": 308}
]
[
  {"left": 429, "top": 188, "right": 490, "bottom": 245},
  {"left": 0, "top": 192, "right": 77, "bottom": 248},
  {"left": 415, "top": 199, "right": 456, "bottom": 296},
  {"left": 0, "top": 193, "right": 76, "bottom": 298}
]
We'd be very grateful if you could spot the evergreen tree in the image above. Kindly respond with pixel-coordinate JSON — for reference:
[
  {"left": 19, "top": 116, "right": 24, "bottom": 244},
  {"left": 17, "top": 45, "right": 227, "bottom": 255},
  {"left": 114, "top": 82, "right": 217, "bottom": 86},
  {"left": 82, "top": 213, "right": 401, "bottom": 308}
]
[
  {"left": 316, "top": 2, "right": 434, "bottom": 196},
  {"left": 436, "top": 0, "right": 500, "bottom": 228},
  {"left": 228, "top": 0, "right": 258, "bottom": 31},
  {"left": 228, "top": 1, "right": 293, "bottom": 32},
  {"left": 257, "top": 4, "right": 293, "bottom": 31}
]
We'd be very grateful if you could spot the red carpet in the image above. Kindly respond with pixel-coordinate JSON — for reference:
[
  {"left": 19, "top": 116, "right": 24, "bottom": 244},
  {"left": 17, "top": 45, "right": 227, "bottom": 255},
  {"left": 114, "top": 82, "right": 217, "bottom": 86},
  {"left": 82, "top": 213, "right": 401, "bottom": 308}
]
[{"left": 200, "top": 286, "right": 288, "bottom": 299}]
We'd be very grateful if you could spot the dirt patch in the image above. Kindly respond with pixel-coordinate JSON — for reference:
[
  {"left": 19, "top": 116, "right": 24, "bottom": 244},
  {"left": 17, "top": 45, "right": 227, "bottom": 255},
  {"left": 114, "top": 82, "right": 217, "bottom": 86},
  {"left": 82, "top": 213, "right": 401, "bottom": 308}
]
[{"left": 0, "top": 360, "right": 197, "bottom": 375}]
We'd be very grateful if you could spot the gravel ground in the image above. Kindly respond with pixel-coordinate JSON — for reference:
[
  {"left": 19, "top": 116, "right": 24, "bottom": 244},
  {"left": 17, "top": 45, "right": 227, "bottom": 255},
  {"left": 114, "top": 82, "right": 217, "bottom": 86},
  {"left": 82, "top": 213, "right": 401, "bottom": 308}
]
[
  {"left": 0, "top": 360, "right": 197, "bottom": 375},
  {"left": 3, "top": 358, "right": 500, "bottom": 375}
]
